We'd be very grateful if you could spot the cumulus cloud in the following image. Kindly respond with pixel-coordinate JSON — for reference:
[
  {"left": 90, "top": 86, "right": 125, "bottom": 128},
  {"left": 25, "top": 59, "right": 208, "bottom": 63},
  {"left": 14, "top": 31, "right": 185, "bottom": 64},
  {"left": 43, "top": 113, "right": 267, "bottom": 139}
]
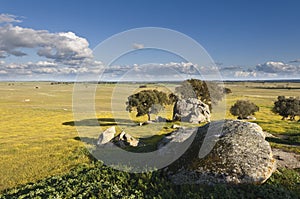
[
  {"left": 256, "top": 61, "right": 299, "bottom": 74},
  {"left": 0, "top": 13, "right": 105, "bottom": 80},
  {"left": 0, "top": 14, "right": 22, "bottom": 23},
  {"left": 0, "top": 24, "right": 93, "bottom": 65}
]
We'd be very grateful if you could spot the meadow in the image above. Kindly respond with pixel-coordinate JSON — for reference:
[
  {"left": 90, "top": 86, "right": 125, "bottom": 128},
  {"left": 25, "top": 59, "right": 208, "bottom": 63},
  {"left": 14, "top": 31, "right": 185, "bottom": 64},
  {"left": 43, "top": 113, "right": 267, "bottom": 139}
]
[{"left": 0, "top": 81, "right": 299, "bottom": 197}]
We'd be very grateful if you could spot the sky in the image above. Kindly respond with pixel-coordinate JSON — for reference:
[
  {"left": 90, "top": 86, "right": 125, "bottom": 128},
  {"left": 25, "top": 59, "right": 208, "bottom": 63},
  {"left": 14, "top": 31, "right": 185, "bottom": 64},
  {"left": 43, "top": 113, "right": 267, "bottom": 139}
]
[{"left": 0, "top": 0, "right": 300, "bottom": 81}]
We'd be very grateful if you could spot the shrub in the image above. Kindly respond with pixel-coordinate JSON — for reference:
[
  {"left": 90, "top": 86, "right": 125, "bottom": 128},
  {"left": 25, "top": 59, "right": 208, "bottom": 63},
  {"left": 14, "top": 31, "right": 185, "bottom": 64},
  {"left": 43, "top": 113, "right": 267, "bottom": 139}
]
[
  {"left": 230, "top": 100, "right": 259, "bottom": 119},
  {"left": 272, "top": 96, "right": 300, "bottom": 121},
  {"left": 223, "top": 87, "right": 232, "bottom": 94}
]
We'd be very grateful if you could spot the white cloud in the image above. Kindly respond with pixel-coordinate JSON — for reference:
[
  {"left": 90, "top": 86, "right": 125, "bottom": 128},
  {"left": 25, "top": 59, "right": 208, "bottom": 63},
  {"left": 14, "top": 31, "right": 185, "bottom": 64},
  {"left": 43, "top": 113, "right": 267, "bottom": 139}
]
[
  {"left": 0, "top": 70, "right": 7, "bottom": 74},
  {"left": 5, "top": 62, "right": 29, "bottom": 69},
  {"left": 234, "top": 71, "right": 257, "bottom": 78},
  {"left": 0, "top": 24, "right": 93, "bottom": 65},
  {"left": 34, "top": 61, "right": 58, "bottom": 67},
  {"left": 0, "top": 14, "right": 22, "bottom": 23},
  {"left": 102, "top": 62, "right": 201, "bottom": 77},
  {"left": 218, "top": 61, "right": 300, "bottom": 80},
  {"left": 0, "top": 59, "right": 104, "bottom": 77},
  {"left": 32, "top": 67, "right": 58, "bottom": 74},
  {"left": 0, "top": 14, "right": 105, "bottom": 80},
  {"left": 256, "top": 61, "right": 298, "bottom": 73}
]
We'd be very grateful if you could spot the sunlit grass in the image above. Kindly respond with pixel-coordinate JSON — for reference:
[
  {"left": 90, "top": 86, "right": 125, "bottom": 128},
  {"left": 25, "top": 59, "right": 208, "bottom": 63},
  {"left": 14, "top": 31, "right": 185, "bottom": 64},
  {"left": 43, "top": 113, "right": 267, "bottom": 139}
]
[
  {"left": 0, "top": 81, "right": 299, "bottom": 191},
  {"left": 0, "top": 83, "right": 90, "bottom": 190}
]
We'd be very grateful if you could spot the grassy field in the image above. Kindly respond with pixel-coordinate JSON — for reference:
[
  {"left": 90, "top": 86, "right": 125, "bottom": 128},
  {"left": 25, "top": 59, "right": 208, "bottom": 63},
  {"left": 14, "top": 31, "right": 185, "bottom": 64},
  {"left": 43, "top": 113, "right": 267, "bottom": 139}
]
[{"left": 0, "top": 81, "right": 299, "bottom": 194}]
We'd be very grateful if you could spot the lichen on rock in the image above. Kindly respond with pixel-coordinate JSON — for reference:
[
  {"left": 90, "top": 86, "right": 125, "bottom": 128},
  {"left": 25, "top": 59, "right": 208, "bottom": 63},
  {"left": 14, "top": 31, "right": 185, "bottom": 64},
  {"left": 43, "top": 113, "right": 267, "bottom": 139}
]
[{"left": 159, "top": 120, "right": 276, "bottom": 185}]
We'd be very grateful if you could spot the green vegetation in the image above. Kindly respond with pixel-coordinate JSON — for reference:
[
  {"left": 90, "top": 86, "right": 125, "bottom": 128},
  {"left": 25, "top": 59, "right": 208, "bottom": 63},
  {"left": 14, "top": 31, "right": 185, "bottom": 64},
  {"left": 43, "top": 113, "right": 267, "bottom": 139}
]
[
  {"left": 273, "top": 96, "right": 300, "bottom": 120},
  {"left": 126, "top": 89, "right": 174, "bottom": 121},
  {"left": 0, "top": 81, "right": 299, "bottom": 198},
  {"left": 230, "top": 100, "right": 259, "bottom": 119},
  {"left": 1, "top": 161, "right": 299, "bottom": 199}
]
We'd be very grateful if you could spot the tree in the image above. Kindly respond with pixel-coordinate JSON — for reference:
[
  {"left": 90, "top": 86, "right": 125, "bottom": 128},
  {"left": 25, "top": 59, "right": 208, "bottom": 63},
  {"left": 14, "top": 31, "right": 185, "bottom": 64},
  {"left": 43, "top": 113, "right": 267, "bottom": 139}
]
[
  {"left": 174, "top": 79, "right": 224, "bottom": 109},
  {"left": 126, "top": 90, "right": 173, "bottom": 121},
  {"left": 230, "top": 100, "right": 259, "bottom": 119},
  {"left": 223, "top": 87, "right": 232, "bottom": 94},
  {"left": 272, "top": 96, "right": 300, "bottom": 120}
]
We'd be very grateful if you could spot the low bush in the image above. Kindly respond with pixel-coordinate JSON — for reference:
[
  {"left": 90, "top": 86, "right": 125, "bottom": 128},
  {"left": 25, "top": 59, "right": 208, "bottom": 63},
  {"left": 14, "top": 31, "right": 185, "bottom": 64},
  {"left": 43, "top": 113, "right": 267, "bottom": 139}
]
[{"left": 1, "top": 161, "right": 299, "bottom": 199}]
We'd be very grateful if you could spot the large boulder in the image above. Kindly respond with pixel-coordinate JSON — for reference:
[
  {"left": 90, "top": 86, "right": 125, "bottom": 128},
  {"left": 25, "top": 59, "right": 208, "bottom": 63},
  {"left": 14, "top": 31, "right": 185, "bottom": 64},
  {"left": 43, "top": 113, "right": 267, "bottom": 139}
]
[
  {"left": 173, "top": 98, "right": 210, "bottom": 123},
  {"left": 97, "top": 126, "right": 116, "bottom": 146},
  {"left": 158, "top": 120, "right": 276, "bottom": 185}
]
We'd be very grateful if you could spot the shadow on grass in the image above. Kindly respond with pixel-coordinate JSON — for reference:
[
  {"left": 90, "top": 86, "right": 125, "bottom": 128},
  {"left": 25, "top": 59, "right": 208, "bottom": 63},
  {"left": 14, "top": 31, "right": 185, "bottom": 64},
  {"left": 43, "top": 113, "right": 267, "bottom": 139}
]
[
  {"left": 74, "top": 136, "right": 97, "bottom": 145},
  {"left": 266, "top": 137, "right": 300, "bottom": 146},
  {"left": 63, "top": 118, "right": 137, "bottom": 127},
  {"left": 74, "top": 133, "right": 168, "bottom": 153}
]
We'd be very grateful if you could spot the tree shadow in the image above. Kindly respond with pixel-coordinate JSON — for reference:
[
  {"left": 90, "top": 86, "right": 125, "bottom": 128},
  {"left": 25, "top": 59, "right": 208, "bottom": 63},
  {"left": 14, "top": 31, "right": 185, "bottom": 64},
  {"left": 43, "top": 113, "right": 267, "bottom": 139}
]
[
  {"left": 266, "top": 137, "right": 300, "bottom": 146},
  {"left": 74, "top": 136, "right": 97, "bottom": 145},
  {"left": 74, "top": 133, "right": 168, "bottom": 153},
  {"left": 63, "top": 118, "right": 137, "bottom": 127}
]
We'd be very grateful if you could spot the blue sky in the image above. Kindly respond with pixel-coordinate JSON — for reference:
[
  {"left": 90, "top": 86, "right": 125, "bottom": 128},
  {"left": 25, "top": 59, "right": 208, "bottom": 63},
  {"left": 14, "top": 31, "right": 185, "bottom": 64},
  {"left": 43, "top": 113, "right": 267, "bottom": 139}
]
[{"left": 0, "top": 0, "right": 300, "bottom": 80}]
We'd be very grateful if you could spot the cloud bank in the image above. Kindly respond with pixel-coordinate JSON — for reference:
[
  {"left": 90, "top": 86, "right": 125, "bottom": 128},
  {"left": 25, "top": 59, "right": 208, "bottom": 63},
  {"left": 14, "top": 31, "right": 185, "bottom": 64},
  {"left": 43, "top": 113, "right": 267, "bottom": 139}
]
[
  {"left": 218, "top": 61, "right": 300, "bottom": 80},
  {"left": 0, "top": 13, "right": 299, "bottom": 81}
]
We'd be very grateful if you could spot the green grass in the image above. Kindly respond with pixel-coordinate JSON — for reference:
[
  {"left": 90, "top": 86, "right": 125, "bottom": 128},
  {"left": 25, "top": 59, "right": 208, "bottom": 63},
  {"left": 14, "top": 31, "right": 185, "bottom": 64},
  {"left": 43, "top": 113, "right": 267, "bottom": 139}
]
[
  {"left": 0, "top": 161, "right": 299, "bottom": 199},
  {"left": 0, "top": 81, "right": 299, "bottom": 197}
]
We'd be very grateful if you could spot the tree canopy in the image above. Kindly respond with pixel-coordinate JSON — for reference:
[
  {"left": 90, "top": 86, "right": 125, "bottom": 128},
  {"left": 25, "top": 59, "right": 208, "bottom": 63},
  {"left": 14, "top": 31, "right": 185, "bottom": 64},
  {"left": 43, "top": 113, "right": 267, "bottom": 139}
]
[
  {"left": 175, "top": 79, "right": 224, "bottom": 109},
  {"left": 126, "top": 89, "right": 174, "bottom": 121},
  {"left": 230, "top": 100, "right": 259, "bottom": 119},
  {"left": 272, "top": 96, "right": 300, "bottom": 120}
]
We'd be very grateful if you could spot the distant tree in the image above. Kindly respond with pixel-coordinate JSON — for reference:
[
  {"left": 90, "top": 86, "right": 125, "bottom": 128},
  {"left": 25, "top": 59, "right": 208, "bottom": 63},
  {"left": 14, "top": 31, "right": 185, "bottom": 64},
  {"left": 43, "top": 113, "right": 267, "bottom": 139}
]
[
  {"left": 126, "top": 90, "right": 173, "bottom": 121},
  {"left": 273, "top": 96, "right": 300, "bottom": 121},
  {"left": 223, "top": 87, "right": 232, "bottom": 94},
  {"left": 175, "top": 79, "right": 224, "bottom": 109},
  {"left": 230, "top": 100, "right": 259, "bottom": 119}
]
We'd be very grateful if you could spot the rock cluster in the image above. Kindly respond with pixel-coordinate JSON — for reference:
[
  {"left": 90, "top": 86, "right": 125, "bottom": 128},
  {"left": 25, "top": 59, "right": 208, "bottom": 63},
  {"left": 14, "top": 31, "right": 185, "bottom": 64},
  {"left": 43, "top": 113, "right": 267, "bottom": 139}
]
[
  {"left": 173, "top": 98, "right": 210, "bottom": 123},
  {"left": 96, "top": 127, "right": 139, "bottom": 147},
  {"left": 114, "top": 131, "right": 139, "bottom": 147}
]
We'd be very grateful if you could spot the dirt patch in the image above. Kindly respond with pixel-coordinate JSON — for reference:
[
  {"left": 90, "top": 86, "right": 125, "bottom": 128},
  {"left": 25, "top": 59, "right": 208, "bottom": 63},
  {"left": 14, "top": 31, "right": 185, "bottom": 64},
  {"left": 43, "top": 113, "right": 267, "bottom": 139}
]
[{"left": 272, "top": 148, "right": 300, "bottom": 169}]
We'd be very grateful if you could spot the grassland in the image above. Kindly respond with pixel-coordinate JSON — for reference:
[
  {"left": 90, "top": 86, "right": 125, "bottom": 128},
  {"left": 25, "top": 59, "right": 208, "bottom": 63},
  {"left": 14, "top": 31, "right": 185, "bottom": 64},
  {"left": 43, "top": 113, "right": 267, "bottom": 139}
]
[
  {"left": 0, "top": 82, "right": 90, "bottom": 190},
  {"left": 0, "top": 81, "right": 299, "bottom": 195}
]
